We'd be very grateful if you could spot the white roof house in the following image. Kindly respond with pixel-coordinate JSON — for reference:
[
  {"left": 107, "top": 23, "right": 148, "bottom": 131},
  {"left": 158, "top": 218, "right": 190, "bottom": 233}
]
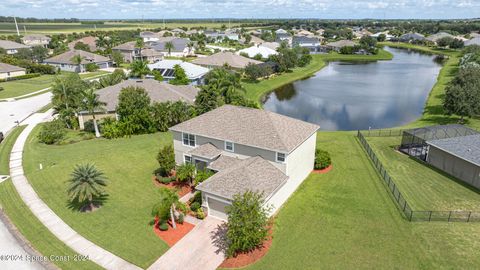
[
  {"left": 465, "top": 37, "right": 480, "bottom": 46},
  {"left": 148, "top": 59, "right": 210, "bottom": 85},
  {"left": 237, "top": 45, "right": 278, "bottom": 59},
  {"left": 275, "top": 29, "right": 288, "bottom": 34}
]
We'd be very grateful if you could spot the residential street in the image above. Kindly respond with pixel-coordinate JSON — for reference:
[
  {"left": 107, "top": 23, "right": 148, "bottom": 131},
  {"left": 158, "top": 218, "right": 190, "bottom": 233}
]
[
  {"left": 0, "top": 217, "right": 44, "bottom": 270},
  {"left": 0, "top": 92, "right": 51, "bottom": 135}
]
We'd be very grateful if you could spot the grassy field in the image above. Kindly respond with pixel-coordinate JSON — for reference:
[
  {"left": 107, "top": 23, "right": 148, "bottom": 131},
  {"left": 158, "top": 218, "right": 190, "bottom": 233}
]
[
  {"left": 0, "top": 22, "right": 249, "bottom": 35},
  {"left": 243, "top": 132, "right": 480, "bottom": 270},
  {"left": 366, "top": 136, "right": 480, "bottom": 211},
  {"left": 0, "top": 126, "right": 102, "bottom": 270},
  {"left": 23, "top": 127, "right": 173, "bottom": 268},
  {"left": 0, "top": 71, "right": 109, "bottom": 99},
  {"left": 243, "top": 49, "right": 393, "bottom": 105}
]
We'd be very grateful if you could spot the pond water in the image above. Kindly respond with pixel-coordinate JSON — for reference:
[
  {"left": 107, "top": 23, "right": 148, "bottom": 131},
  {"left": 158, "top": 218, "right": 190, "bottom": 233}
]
[{"left": 263, "top": 47, "right": 443, "bottom": 130}]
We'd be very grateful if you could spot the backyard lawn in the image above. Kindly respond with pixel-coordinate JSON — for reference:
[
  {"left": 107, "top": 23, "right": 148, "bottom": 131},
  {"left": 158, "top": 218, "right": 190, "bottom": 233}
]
[
  {"left": 0, "top": 71, "right": 108, "bottom": 99},
  {"left": 242, "top": 49, "right": 393, "bottom": 105},
  {"left": 366, "top": 136, "right": 480, "bottom": 211},
  {"left": 23, "top": 127, "right": 173, "bottom": 268},
  {"left": 0, "top": 126, "right": 102, "bottom": 270},
  {"left": 243, "top": 132, "right": 480, "bottom": 270}
]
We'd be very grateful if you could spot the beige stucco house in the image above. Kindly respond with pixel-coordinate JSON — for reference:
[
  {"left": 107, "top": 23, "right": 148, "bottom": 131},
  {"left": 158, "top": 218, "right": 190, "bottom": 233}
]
[
  {"left": 0, "top": 63, "right": 26, "bottom": 80},
  {"left": 21, "top": 34, "right": 51, "bottom": 48},
  {"left": 170, "top": 105, "right": 319, "bottom": 220}
]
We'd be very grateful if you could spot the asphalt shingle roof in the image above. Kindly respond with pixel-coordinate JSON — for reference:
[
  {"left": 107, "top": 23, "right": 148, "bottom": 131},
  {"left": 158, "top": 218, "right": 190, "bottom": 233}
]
[
  {"left": 44, "top": 50, "right": 110, "bottom": 65},
  {"left": 96, "top": 79, "right": 199, "bottom": 111},
  {"left": 187, "top": 143, "right": 222, "bottom": 160},
  {"left": 207, "top": 155, "right": 243, "bottom": 171},
  {"left": 170, "top": 105, "right": 319, "bottom": 153},
  {"left": 0, "top": 40, "right": 29, "bottom": 50},
  {"left": 0, "top": 63, "right": 25, "bottom": 73},
  {"left": 191, "top": 52, "right": 262, "bottom": 69},
  {"left": 427, "top": 134, "right": 480, "bottom": 166},
  {"left": 196, "top": 156, "right": 288, "bottom": 200}
]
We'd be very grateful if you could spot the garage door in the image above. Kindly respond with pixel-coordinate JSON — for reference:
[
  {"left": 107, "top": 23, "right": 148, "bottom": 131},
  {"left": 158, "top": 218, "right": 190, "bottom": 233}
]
[{"left": 207, "top": 197, "right": 230, "bottom": 220}]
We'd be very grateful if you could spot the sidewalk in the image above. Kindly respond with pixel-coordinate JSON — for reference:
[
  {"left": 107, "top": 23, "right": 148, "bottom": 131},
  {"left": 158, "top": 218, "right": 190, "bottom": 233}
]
[{"left": 8, "top": 112, "right": 141, "bottom": 270}]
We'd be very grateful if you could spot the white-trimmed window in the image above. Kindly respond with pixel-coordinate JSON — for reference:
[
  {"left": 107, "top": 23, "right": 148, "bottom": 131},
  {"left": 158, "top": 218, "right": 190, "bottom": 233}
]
[
  {"left": 276, "top": 152, "right": 286, "bottom": 163},
  {"left": 184, "top": 155, "right": 192, "bottom": 164},
  {"left": 225, "top": 141, "right": 234, "bottom": 152},
  {"left": 182, "top": 133, "right": 195, "bottom": 147}
]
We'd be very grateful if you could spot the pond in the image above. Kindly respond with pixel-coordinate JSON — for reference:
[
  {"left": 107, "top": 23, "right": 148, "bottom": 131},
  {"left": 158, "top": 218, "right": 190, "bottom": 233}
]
[{"left": 263, "top": 47, "right": 443, "bottom": 130}]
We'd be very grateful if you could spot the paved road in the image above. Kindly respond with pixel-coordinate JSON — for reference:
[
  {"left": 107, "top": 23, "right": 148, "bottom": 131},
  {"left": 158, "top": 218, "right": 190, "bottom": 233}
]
[
  {"left": 0, "top": 92, "right": 51, "bottom": 135},
  {"left": 0, "top": 217, "right": 44, "bottom": 270}
]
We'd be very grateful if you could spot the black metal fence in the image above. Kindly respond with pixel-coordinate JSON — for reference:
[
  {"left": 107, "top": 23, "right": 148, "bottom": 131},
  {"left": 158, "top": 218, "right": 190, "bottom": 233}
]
[{"left": 357, "top": 130, "right": 480, "bottom": 222}]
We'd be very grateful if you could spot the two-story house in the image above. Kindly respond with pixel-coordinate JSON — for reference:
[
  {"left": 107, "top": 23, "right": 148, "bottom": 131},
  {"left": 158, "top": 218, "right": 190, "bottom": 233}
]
[{"left": 169, "top": 105, "right": 319, "bottom": 220}]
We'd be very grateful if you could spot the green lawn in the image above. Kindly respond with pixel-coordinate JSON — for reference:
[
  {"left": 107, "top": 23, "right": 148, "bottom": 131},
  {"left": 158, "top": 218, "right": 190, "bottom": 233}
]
[
  {"left": 243, "top": 49, "right": 393, "bottom": 105},
  {"left": 366, "top": 136, "right": 480, "bottom": 211},
  {"left": 23, "top": 127, "right": 173, "bottom": 268},
  {"left": 0, "top": 71, "right": 108, "bottom": 99},
  {"left": 0, "top": 126, "right": 102, "bottom": 270},
  {"left": 243, "top": 132, "right": 480, "bottom": 270}
]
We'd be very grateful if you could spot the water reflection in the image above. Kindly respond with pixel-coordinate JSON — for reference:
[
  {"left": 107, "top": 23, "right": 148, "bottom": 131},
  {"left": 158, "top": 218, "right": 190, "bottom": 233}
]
[{"left": 263, "top": 47, "right": 443, "bottom": 130}]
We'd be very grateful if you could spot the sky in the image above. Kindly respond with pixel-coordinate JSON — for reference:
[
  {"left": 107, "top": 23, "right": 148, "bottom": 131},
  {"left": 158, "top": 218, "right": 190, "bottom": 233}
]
[{"left": 2, "top": 0, "right": 480, "bottom": 19}]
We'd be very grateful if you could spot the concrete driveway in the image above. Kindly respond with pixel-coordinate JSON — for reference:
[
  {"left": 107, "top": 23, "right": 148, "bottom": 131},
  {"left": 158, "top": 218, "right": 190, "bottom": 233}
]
[{"left": 148, "top": 217, "right": 227, "bottom": 270}]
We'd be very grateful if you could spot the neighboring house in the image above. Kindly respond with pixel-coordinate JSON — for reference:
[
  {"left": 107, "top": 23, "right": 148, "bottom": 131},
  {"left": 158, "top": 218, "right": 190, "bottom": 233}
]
[
  {"left": 295, "top": 29, "right": 315, "bottom": 37},
  {"left": 205, "top": 30, "right": 239, "bottom": 42},
  {"left": 170, "top": 105, "right": 320, "bottom": 220},
  {"left": 353, "top": 29, "right": 373, "bottom": 39},
  {"left": 192, "top": 51, "right": 262, "bottom": 69},
  {"left": 426, "top": 32, "right": 454, "bottom": 44},
  {"left": 68, "top": 36, "right": 99, "bottom": 52},
  {"left": 147, "top": 59, "right": 210, "bottom": 85},
  {"left": 260, "top": 42, "right": 281, "bottom": 51},
  {"left": 239, "top": 35, "right": 264, "bottom": 45},
  {"left": 465, "top": 37, "right": 480, "bottom": 47},
  {"left": 426, "top": 135, "right": 480, "bottom": 190},
  {"left": 370, "top": 31, "right": 394, "bottom": 41},
  {"left": 112, "top": 41, "right": 163, "bottom": 63},
  {"left": 0, "top": 40, "right": 30, "bottom": 54},
  {"left": 237, "top": 45, "right": 278, "bottom": 59},
  {"left": 325, "top": 40, "right": 357, "bottom": 52},
  {"left": 315, "top": 29, "right": 325, "bottom": 36},
  {"left": 149, "top": 38, "right": 194, "bottom": 57},
  {"left": 78, "top": 79, "right": 199, "bottom": 129},
  {"left": 399, "top": 32, "right": 425, "bottom": 42},
  {"left": 140, "top": 31, "right": 161, "bottom": 42},
  {"left": 292, "top": 36, "right": 321, "bottom": 53},
  {"left": 0, "top": 63, "right": 26, "bottom": 80},
  {"left": 21, "top": 34, "right": 51, "bottom": 48},
  {"left": 275, "top": 33, "right": 292, "bottom": 45},
  {"left": 171, "top": 28, "right": 186, "bottom": 36},
  {"left": 43, "top": 50, "right": 111, "bottom": 72},
  {"left": 275, "top": 29, "right": 288, "bottom": 35}
]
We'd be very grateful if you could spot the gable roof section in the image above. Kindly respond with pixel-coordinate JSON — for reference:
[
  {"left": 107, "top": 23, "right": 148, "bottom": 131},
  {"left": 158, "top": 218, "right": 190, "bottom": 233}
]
[
  {"left": 148, "top": 60, "right": 209, "bottom": 79},
  {"left": 170, "top": 105, "right": 319, "bottom": 153},
  {"left": 196, "top": 156, "right": 288, "bottom": 200},
  {"left": 112, "top": 41, "right": 136, "bottom": 51},
  {"left": 68, "top": 36, "right": 98, "bottom": 51},
  {"left": 187, "top": 143, "right": 222, "bottom": 160},
  {"left": 44, "top": 50, "right": 110, "bottom": 65},
  {"left": 191, "top": 51, "right": 262, "bottom": 69},
  {"left": 96, "top": 79, "right": 199, "bottom": 111},
  {"left": 427, "top": 134, "right": 480, "bottom": 167},
  {"left": 0, "top": 63, "right": 26, "bottom": 73},
  {"left": 21, "top": 34, "right": 51, "bottom": 42},
  {"left": 149, "top": 38, "right": 189, "bottom": 52},
  {"left": 326, "top": 40, "right": 356, "bottom": 48},
  {"left": 0, "top": 40, "right": 29, "bottom": 50}
]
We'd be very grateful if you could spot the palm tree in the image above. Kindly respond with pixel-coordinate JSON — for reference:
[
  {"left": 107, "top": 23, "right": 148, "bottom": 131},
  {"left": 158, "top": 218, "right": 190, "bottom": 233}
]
[
  {"left": 67, "top": 164, "right": 107, "bottom": 211},
  {"left": 135, "top": 38, "right": 145, "bottom": 61},
  {"left": 187, "top": 41, "right": 195, "bottom": 54},
  {"left": 71, "top": 54, "right": 84, "bottom": 73},
  {"left": 82, "top": 88, "right": 106, "bottom": 138},
  {"left": 151, "top": 187, "right": 179, "bottom": 229},
  {"left": 164, "top": 41, "right": 175, "bottom": 56},
  {"left": 129, "top": 60, "right": 150, "bottom": 78}
]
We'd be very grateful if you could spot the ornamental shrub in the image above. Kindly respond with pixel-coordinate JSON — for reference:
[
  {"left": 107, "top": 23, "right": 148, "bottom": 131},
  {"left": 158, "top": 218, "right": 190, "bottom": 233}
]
[
  {"left": 314, "top": 149, "right": 332, "bottom": 170},
  {"left": 177, "top": 213, "right": 185, "bottom": 224},
  {"left": 190, "top": 202, "right": 201, "bottom": 212},
  {"left": 191, "top": 191, "right": 202, "bottom": 205},
  {"left": 156, "top": 145, "right": 175, "bottom": 177},
  {"left": 37, "top": 120, "right": 66, "bottom": 145},
  {"left": 159, "top": 222, "right": 169, "bottom": 231},
  {"left": 85, "top": 63, "right": 99, "bottom": 72},
  {"left": 176, "top": 202, "right": 188, "bottom": 214},
  {"left": 196, "top": 208, "right": 205, "bottom": 219}
]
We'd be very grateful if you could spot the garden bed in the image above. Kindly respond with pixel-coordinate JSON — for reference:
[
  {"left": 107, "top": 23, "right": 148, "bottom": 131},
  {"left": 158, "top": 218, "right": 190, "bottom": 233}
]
[
  {"left": 219, "top": 225, "right": 273, "bottom": 269},
  {"left": 153, "top": 218, "right": 195, "bottom": 247},
  {"left": 312, "top": 164, "right": 333, "bottom": 174},
  {"left": 152, "top": 176, "right": 193, "bottom": 197}
]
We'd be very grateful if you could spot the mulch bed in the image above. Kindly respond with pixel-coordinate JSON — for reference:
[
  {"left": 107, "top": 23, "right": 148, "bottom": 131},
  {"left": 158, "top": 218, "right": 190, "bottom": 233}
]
[
  {"left": 152, "top": 176, "right": 193, "bottom": 197},
  {"left": 153, "top": 218, "right": 195, "bottom": 247},
  {"left": 312, "top": 164, "right": 333, "bottom": 174},
  {"left": 219, "top": 225, "right": 273, "bottom": 269}
]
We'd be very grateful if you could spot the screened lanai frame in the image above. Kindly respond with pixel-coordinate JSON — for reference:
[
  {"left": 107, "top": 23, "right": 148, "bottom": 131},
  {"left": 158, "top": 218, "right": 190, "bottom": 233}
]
[{"left": 399, "top": 124, "right": 479, "bottom": 161}]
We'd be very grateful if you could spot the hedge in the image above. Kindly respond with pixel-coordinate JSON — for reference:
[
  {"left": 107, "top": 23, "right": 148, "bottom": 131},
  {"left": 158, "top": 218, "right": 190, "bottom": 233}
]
[{"left": 0, "top": 73, "right": 41, "bottom": 82}]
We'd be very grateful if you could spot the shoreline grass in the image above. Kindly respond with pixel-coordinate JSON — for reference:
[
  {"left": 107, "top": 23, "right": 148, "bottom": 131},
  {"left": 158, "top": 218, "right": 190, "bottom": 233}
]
[{"left": 243, "top": 49, "right": 393, "bottom": 105}]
